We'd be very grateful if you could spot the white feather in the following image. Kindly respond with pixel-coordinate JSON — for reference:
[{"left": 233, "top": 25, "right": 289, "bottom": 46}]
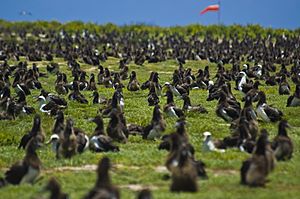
[
  {"left": 83, "top": 135, "right": 90, "bottom": 151},
  {"left": 20, "top": 166, "right": 39, "bottom": 184},
  {"left": 256, "top": 104, "right": 270, "bottom": 122}
]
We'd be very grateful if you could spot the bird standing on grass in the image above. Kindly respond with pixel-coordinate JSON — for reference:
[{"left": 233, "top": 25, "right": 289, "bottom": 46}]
[
  {"left": 143, "top": 105, "right": 166, "bottom": 140},
  {"left": 163, "top": 90, "right": 184, "bottom": 118},
  {"left": 57, "top": 118, "right": 78, "bottom": 159},
  {"left": 287, "top": 84, "right": 300, "bottom": 107},
  {"left": 83, "top": 157, "right": 120, "bottom": 199},
  {"left": 272, "top": 120, "right": 293, "bottom": 161},
  {"left": 19, "top": 114, "right": 45, "bottom": 149},
  {"left": 240, "top": 130, "right": 276, "bottom": 187},
  {"left": 137, "top": 189, "right": 153, "bottom": 199},
  {"left": 166, "top": 133, "right": 199, "bottom": 192},
  {"left": 89, "top": 115, "right": 120, "bottom": 152},
  {"left": 43, "top": 177, "right": 69, "bottom": 199},
  {"left": 0, "top": 138, "right": 42, "bottom": 187},
  {"left": 107, "top": 109, "right": 128, "bottom": 143},
  {"left": 127, "top": 71, "right": 140, "bottom": 91}
]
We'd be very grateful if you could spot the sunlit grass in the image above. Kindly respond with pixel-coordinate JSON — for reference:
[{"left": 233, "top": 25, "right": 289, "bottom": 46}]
[{"left": 0, "top": 57, "right": 300, "bottom": 198}]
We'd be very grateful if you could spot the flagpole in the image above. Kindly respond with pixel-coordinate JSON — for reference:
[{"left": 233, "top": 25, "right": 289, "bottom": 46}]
[{"left": 218, "top": 0, "right": 221, "bottom": 25}]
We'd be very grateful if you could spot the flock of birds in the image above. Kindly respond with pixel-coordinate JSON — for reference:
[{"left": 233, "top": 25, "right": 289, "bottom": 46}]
[{"left": 0, "top": 27, "right": 299, "bottom": 198}]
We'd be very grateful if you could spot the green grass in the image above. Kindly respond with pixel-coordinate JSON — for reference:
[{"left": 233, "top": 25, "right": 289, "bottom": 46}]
[{"left": 0, "top": 57, "right": 300, "bottom": 198}]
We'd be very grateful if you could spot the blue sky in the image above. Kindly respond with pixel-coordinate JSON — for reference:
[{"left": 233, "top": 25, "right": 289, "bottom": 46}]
[{"left": 1, "top": 0, "right": 299, "bottom": 29}]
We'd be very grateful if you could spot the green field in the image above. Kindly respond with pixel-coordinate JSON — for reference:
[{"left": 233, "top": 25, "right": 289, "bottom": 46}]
[{"left": 0, "top": 56, "right": 300, "bottom": 199}]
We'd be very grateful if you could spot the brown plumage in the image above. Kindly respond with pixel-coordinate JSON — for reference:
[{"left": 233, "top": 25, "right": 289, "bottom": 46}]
[
  {"left": 137, "top": 189, "right": 153, "bottom": 199},
  {"left": 278, "top": 75, "right": 290, "bottom": 95},
  {"left": 272, "top": 120, "right": 293, "bottom": 161},
  {"left": 256, "top": 91, "right": 283, "bottom": 122},
  {"left": 89, "top": 73, "right": 97, "bottom": 91},
  {"left": 240, "top": 130, "right": 276, "bottom": 187},
  {"left": 74, "top": 127, "right": 89, "bottom": 154},
  {"left": 143, "top": 105, "right": 166, "bottom": 140},
  {"left": 57, "top": 118, "right": 78, "bottom": 159},
  {"left": 0, "top": 138, "right": 42, "bottom": 187},
  {"left": 19, "top": 114, "right": 45, "bottom": 149},
  {"left": 158, "top": 118, "right": 191, "bottom": 152},
  {"left": 107, "top": 109, "right": 128, "bottom": 143},
  {"left": 127, "top": 71, "right": 140, "bottom": 91},
  {"left": 52, "top": 110, "right": 65, "bottom": 136},
  {"left": 83, "top": 157, "right": 120, "bottom": 199},
  {"left": 44, "top": 177, "right": 68, "bottom": 199},
  {"left": 287, "top": 84, "right": 300, "bottom": 107},
  {"left": 182, "top": 94, "right": 208, "bottom": 114},
  {"left": 89, "top": 115, "right": 120, "bottom": 152},
  {"left": 55, "top": 81, "right": 68, "bottom": 95},
  {"left": 166, "top": 133, "right": 198, "bottom": 192}
]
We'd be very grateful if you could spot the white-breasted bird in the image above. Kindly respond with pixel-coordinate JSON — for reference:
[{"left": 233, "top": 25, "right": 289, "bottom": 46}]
[{"left": 202, "top": 132, "right": 225, "bottom": 153}]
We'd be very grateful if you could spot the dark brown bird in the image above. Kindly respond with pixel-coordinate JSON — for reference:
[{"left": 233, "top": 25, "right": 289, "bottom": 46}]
[
  {"left": 92, "top": 91, "right": 107, "bottom": 104},
  {"left": 74, "top": 127, "right": 90, "bottom": 154},
  {"left": 88, "top": 73, "right": 97, "bottom": 91},
  {"left": 57, "top": 118, "right": 78, "bottom": 159},
  {"left": 68, "top": 81, "right": 88, "bottom": 104},
  {"left": 0, "top": 138, "right": 42, "bottom": 187},
  {"left": 147, "top": 83, "right": 160, "bottom": 106},
  {"left": 256, "top": 91, "right": 283, "bottom": 122},
  {"left": 19, "top": 114, "right": 45, "bottom": 149},
  {"left": 166, "top": 133, "right": 198, "bottom": 192},
  {"left": 143, "top": 105, "right": 166, "bottom": 140},
  {"left": 163, "top": 90, "right": 184, "bottom": 118},
  {"left": 52, "top": 110, "right": 65, "bottom": 136},
  {"left": 216, "top": 91, "right": 240, "bottom": 122},
  {"left": 46, "top": 110, "right": 65, "bottom": 152},
  {"left": 158, "top": 118, "right": 191, "bottom": 152},
  {"left": 278, "top": 75, "right": 290, "bottom": 95},
  {"left": 182, "top": 94, "right": 208, "bottom": 114},
  {"left": 83, "top": 157, "right": 120, "bottom": 199},
  {"left": 272, "top": 120, "right": 293, "bottom": 161},
  {"left": 44, "top": 177, "right": 68, "bottom": 199},
  {"left": 287, "top": 84, "right": 300, "bottom": 107},
  {"left": 240, "top": 130, "right": 276, "bottom": 187},
  {"left": 107, "top": 109, "right": 128, "bottom": 143},
  {"left": 89, "top": 115, "right": 120, "bottom": 152},
  {"left": 137, "top": 189, "right": 152, "bottom": 199},
  {"left": 127, "top": 71, "right": 140, "bottom": 91}
]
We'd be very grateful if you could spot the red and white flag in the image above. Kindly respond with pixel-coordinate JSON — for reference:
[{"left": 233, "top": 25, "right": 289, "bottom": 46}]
[{"left": 200, "top": 4, "right": 220, "bottom": 15}]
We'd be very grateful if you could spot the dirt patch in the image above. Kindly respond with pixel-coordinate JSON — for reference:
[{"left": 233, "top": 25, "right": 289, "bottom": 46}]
[
  {"left": 44, "top": 164, "right": 97, "bottom": 173},
  {"left": 115, "top": 164, "right": 140, "bottom": 170},
  {"left": 119, "top": 184, "right": 158, "bottom": 191},
  {"left": 209, "top": 169, "right": 238, "bottom": 177},
  {"left": 43, "top": 163, "right": 141, "bottom": 173},
  {"left": 155, "top": 166, "right": 168, "bottom": 173},
  {"left": 159, "top": 71, "right": 173, "bottom": 74},
  {"left": 154, "top": 166, "right": 238, "bottom": 177}
]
